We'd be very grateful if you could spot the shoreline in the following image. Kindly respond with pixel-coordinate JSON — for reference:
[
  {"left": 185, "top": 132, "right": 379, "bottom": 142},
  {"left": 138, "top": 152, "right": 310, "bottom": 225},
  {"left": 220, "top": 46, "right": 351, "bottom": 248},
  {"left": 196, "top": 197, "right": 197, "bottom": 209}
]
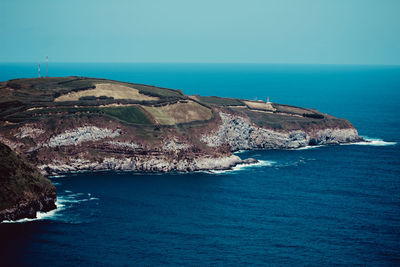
[
  {"left": 2, "top": 136, "right": 395, "bottom": 223},
  {"left": 40, "top": 155, "right": 259, "bottom": 177},
  {"left": 41, "top": 136, "right": 383, "bottom": 177}
]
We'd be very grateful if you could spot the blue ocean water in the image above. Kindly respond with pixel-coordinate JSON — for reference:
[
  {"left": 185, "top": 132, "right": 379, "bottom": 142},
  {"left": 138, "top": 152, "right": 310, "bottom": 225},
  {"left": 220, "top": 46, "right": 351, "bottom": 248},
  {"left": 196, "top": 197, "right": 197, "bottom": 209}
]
[{"left": 1, "top": 63, "right": 399, "bottom": 266}]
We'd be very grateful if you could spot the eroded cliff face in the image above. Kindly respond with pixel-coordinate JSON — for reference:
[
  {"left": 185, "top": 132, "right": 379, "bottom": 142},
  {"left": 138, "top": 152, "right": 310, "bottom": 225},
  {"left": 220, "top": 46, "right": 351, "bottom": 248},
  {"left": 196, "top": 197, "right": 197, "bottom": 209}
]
[
  {"left": 201, "top": 112, "right": 361, "bottom": 151},
  {"left": 0, "top": 109, "right": 361, "bottom": 176},
  {"left": 41, "top": 154, "right": 249, "bottom": 174}
]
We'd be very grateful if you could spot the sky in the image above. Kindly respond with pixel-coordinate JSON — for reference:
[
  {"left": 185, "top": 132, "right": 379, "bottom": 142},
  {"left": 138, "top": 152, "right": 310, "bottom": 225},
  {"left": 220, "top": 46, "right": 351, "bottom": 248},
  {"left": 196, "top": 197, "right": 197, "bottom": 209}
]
[{"left": 0, "top": 0, "right": 399, "bottom": 65}]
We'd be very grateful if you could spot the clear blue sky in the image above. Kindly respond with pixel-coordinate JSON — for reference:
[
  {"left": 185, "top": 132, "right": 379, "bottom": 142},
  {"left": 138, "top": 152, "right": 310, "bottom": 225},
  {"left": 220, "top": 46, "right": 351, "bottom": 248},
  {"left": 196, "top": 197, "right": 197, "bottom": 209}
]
[{"left": 1, "top": 0, "right": 399, "bottom": 64}]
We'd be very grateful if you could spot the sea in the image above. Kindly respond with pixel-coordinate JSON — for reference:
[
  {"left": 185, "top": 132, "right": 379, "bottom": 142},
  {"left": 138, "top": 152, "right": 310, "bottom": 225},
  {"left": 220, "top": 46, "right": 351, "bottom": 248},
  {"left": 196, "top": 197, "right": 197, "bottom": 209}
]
[{"left": 0, "top": 63, "right": 399, "bottom": 266}]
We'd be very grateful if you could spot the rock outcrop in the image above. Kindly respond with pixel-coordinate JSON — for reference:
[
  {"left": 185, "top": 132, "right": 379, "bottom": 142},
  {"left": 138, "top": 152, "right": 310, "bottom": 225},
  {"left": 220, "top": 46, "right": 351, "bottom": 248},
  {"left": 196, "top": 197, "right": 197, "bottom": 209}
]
[
  {"left": 44, "top": 126, "right": 121, "bottom": 148},
  {"left": 0, "top": 142, "right": 56, "bottom": 223},
  {"left": 201, "top": 112, "right": 361, "bottom": 151},
  {"left": 39, "top": 154, "right": 256, "bottom": 175}
]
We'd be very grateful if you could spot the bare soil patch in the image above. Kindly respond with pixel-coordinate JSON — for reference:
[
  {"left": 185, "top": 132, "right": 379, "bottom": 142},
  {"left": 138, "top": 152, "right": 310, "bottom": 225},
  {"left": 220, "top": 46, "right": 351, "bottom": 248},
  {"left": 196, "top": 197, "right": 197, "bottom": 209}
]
[
  {"left": 54, "top": 83, "right": 159, "bottom": 102},
  {"left": 243, "top": 100, "right": 276, "bottom": 111},
  {"left": 142, "top": 101, "right": 212, "bottom": 125}
]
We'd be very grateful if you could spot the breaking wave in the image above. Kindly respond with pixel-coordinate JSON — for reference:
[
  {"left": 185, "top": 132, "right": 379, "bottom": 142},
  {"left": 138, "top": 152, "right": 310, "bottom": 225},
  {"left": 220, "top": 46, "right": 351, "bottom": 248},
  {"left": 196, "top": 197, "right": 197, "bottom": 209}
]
[
  {"left": 292, "top": 145, "right": 324, "bottom": 150},
  {"left": 1, "top": 192, "right": 99, "bottom": 224},
  {"left": 1, "top": 199, "right": 65, "bottom": 224},
  {"left": 344, "top": 137, "right": 397, "bottom": 147},
  {"left": 233, "top": 150, "right": 249, "bottom": 154},
  {"left": 49, "top": 174, "right": 67, "bottom": 178},
  {"left": 209, "top": 160, "right": 275, "bottom": 174}
]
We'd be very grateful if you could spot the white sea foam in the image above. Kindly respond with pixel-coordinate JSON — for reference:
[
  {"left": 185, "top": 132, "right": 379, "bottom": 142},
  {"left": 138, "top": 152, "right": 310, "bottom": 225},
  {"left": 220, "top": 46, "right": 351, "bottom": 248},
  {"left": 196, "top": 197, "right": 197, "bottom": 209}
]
[
  {"left": 292, "top": 145, "right": 324, "bottom": 150},
  {"left": 63, "top": 198, "right": 92, "bottom": 203},
  {"left": 209, "top": 160, "right": 275, "bottom": 174},
  {"left": 343, "top": 137, "right": 397, "bottom": 147},
  {"left": 291, "top": 137, "right": 396, "bottom": 150},
  {"left": 1, "top": 192, "right": 99, "bottom": 224},
  {"left": 233, "top": 150, "right": 249, "bottom": 154},
  {"left": 1, "top": 199, "right": 65, "bottom": 224},
  {"left": 58, "top": 193, "right": 99, "bottom": 203},
  {"left": 49, "top": 174, "right": 67, "bottom": 178}
]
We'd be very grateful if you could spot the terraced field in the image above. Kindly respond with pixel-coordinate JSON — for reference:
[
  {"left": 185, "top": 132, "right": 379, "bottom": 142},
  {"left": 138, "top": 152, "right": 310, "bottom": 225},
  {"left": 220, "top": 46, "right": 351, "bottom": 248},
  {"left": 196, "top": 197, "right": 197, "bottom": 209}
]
[
  {"left": 102, "top": 106, "right": 154, "bottom": 125},
  {"left": 195, "top": 96, "right": 245, "bottom": 106},
  {"left": 0, "top": 76, "right": 329, "bottom": 132},
  {"left": 142, "top": 101, "right": 213, "bottom": 125},
  {"left": 55, "top": 83, "right": 159, "bottom": 102},
  {"left": 243, "top": 100, "right": 276, "bottom": 111}
]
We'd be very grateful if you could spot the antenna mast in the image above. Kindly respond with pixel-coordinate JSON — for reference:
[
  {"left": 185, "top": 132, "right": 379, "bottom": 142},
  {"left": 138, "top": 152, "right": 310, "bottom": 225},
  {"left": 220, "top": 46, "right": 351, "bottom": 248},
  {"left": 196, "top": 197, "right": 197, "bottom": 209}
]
[{"left": 46, "top": 56, "right": 48, "bottom": 77}]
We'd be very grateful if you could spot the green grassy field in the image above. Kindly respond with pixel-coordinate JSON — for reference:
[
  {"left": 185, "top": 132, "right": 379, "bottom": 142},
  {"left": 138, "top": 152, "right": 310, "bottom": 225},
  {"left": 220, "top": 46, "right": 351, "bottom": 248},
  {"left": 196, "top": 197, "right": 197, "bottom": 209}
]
[
  {"left": 197, "top": 96, "right": 245, "bottom": 106},
  {"left": 102, "top": 106, "right": 153, "bottom": 125},
  {"left": 131, "top": 83, "right": 184, "bottom": 99}
]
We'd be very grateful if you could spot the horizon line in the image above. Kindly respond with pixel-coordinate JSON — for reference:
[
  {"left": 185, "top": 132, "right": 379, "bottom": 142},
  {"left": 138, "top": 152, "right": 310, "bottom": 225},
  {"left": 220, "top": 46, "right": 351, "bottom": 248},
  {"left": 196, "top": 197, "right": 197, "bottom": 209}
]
[{"left": 0, "top": 61, "right": 400, "bottom": 67}]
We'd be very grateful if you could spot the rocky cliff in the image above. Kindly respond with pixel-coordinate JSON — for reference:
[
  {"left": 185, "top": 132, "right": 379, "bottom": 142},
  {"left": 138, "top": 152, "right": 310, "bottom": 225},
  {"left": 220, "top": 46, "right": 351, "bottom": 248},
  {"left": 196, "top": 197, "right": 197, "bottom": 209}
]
[{"left": 201, "top": 112, "right": 360, "bottom": 150}]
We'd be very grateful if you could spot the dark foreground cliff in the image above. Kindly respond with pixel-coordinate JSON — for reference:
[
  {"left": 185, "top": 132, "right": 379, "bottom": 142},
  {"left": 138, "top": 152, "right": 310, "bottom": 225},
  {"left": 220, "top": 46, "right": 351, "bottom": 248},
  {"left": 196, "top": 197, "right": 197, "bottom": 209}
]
[
  {"left": 0, "top": 142, "right": 56, "bottom": 223},
  {"left": 0, "top": 77, "right": 362, "bottom": 176}
]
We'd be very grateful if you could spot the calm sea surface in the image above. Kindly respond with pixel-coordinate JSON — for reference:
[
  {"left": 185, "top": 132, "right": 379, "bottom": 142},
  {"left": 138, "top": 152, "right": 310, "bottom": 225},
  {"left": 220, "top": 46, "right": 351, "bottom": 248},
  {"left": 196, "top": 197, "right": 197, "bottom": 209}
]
[{"left": 1, "top": 63, "right": 399, "bottom": 266}]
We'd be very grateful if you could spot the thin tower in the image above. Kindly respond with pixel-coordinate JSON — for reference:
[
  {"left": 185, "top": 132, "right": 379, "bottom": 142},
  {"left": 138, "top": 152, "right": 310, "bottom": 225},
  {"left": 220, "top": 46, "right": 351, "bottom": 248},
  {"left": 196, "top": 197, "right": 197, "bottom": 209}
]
[
  {"left": 46, "top": 56, "right": 48, "bottom": 77},
  {"left": 38, "top": 62, "right": 41, "bottom": 78}
]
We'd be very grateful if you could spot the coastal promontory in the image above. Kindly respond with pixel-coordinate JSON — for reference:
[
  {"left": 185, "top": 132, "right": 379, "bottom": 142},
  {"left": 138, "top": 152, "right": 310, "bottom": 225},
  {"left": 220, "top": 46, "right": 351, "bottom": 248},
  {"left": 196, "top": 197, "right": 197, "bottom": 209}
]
[{"left": 0, "top": 77, "right": 361, "bottom": 175}]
